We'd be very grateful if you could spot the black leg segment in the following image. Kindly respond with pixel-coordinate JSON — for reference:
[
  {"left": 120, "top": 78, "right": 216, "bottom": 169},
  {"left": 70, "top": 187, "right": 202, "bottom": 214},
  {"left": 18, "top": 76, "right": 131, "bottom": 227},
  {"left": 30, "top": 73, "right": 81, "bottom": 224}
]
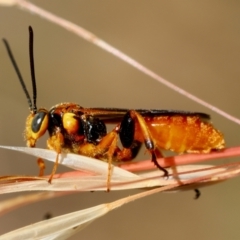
[{"left": 119, "top": 111, "right": 135, "bottom": 148}]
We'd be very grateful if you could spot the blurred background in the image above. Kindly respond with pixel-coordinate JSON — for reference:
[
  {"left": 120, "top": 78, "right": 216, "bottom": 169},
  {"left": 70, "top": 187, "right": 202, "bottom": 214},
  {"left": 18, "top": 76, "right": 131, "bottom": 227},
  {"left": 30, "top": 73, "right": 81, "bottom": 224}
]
[{"left": 0, "top": 1, "right": 240, "bottom": 239}]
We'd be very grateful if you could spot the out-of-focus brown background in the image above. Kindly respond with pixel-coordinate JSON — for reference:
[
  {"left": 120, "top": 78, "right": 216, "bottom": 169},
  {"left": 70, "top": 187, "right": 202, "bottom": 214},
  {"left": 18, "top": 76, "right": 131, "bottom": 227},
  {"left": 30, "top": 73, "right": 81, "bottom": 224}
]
[{"left": 0, "top": 1, "right": 240, "bottom": 239}]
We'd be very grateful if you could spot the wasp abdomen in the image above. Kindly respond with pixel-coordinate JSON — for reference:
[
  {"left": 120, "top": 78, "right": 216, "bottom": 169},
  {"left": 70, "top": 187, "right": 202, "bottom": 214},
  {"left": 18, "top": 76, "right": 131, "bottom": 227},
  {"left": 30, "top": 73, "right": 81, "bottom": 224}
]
[{"left": 147, "top": 115, "right": 225, "bottom": 153}]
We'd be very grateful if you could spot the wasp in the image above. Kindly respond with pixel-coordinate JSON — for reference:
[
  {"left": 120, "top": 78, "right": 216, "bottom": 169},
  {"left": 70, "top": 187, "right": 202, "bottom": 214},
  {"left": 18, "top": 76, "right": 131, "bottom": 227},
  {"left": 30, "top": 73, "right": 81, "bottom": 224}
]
[{"left": 3, "top": 27, "right": 225, "bottom": 187}]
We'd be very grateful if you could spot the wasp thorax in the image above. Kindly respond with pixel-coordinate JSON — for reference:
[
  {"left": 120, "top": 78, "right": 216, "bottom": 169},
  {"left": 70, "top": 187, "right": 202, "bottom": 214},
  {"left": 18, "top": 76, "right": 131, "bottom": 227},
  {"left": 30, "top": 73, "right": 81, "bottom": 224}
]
[
  {"left": 25, "top": 109, "right": 49, "bottom": 147},
  {"left": 62, "top": 113, "right": 80, "bottom": 134}
]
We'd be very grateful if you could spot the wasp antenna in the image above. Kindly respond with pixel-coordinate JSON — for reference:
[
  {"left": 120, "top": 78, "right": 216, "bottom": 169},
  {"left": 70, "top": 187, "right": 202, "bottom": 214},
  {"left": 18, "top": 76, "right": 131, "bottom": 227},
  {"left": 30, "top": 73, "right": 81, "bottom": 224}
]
[
  {"left": 2, "top": 38, "right": 33, "bottom": 111},
  {"left": 28, "top": 26, "right": 37, "bottom": 113}
]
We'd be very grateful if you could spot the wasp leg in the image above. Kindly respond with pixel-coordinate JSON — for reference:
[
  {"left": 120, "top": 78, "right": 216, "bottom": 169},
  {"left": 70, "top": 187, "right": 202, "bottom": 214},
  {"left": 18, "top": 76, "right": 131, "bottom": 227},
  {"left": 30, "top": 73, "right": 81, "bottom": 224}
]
[
  {"left": 194, "top": 189, "right": 201, "bottom": 199},
  {"left": 48, "top": 153, "right": 60, "bottom": 183},
  {"left": 104, "top": 134, "right": 118, "bottom": 191},
  {"left": 114, "top": 141, "right": 142, "bottom": 161},
  {"left": 78, "top": 130, "right": 141, "bottom": 191},
  {"left": 120, "top": 110, "right": 168, "bottom": 177},
  {"left": 47, "top": 131, "right": 64, "bottom": 183},
  {"left": 95, "top": 132, "right": 140, "bottom": 189},
  {"left": 78, "top": 131, "right": 118, "bottom": 158},
  {"left": 77, "top": 130, "right": 119, "bottom": 191},
  {"left": 154, "top": 148, "right": 164, "bottom": 158},
  {"left": 37, "top": 158, "right": 45, "bottom": 177}
]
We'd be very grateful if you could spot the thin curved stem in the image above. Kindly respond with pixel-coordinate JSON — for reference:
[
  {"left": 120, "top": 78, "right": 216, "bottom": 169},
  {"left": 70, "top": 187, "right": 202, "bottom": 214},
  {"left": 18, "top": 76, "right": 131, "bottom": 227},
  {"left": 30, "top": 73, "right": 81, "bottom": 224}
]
[{"left": 2, "top": 0, "right": 240, "bottom": 125}]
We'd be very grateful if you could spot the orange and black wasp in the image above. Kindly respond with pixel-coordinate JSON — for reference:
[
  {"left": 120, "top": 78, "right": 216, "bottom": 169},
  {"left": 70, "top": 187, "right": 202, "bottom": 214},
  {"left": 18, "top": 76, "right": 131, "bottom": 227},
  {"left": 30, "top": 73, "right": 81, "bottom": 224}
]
[{"left": 3, "top": 27, "right": 225, "bottom": 187}]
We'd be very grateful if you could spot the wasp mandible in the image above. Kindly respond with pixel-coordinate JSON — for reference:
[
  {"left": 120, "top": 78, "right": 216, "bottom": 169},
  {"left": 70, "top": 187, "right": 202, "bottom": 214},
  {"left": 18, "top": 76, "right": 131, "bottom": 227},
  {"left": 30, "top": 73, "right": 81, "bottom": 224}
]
[{"left": 3, "top": 26, "right": 225, "bottom": 186}]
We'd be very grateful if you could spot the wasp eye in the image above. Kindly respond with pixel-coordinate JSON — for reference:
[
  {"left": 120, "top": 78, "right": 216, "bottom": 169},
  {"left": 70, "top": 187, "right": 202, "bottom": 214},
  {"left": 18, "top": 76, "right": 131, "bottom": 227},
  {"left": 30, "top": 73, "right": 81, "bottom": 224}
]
[
  {"left": 30, "top": 110, "right": 49, "bottom": 139},
  {"left": 32, "top": 111, "right": 47, "bottom": 132}
]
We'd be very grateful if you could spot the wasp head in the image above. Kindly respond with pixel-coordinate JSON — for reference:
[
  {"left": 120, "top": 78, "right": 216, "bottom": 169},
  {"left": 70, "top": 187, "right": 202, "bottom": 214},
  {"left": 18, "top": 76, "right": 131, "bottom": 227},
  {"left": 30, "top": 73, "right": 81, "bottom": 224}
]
[{"left": 25, "top": 109, "right": 49, "bottom": 147}]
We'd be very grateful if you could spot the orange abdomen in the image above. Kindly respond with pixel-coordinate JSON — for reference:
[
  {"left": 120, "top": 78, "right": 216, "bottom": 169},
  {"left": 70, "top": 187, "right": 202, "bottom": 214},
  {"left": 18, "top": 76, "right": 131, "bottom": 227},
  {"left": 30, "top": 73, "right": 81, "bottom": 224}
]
[{"left": 144, "top": 116, "right": 225, "bottom": 153}]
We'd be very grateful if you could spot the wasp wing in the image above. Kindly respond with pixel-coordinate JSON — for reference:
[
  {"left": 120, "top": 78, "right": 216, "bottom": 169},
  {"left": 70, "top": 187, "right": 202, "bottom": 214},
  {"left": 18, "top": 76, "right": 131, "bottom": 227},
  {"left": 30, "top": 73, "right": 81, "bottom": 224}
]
[{"left": 82, "top": 108, "right": 210, "bottom": 123}]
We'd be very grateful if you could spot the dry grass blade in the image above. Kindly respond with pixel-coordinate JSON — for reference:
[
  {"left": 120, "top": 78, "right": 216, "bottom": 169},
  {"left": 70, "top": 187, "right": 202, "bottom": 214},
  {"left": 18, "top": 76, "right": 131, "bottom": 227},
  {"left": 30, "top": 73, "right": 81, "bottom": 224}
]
[
  {"left": 0, "top": 192, "right": 67, "bottom": 217},
  {"left": 2, "top": 162, "right": 240, "bottom": 240},
  {"left": 0, "top": 165, "right": 229, "bottom": 194},
  {"left": 0, "top": 176, "right": 209, "bottom": 240},
  {"left": 119, "top": 146, "right": 240, "bottom": 172},
  {"left": 0, "top": 0, "right": 16, "bottom": 5},
  {"left": 0, "top": 145, "right": 240, "bottom": 194},
  {"left": 0, "top": 145, "right": 138, "bottom": 178},
  {"left": 0, "top": 203, "right": 109, "bottom": 240}
]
